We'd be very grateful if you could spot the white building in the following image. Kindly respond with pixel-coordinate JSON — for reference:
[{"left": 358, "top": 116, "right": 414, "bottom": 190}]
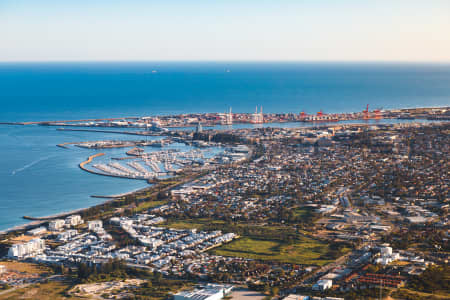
[
  {"left": 139, "top": 237, "right": 164, "bottom": 249},
  {"left": 375, "top": 246, "right": 401, "bottom": 265},
  {"left": 0, "top": 265, "right": 6, "bottom": 274},
  {"left": 406, "top": 216, "right": 428, "bottom": 224},
  {"left": 312, "top": 279, "right": 333, "bottom": 291},
  {"left": 283, "top": 295, "right": 309, "bottom": 300},
  {"left": 57, "top": 230, "right": 78, "bottom": 242},
  {"left": 26, "top": 226, "right": 47, "bottom": 236},
  {"left": 65, "top": 215, "right": 84, "bottom": 227},
  {"left": 380, "top": 246, "right": 393, "bottom": 256},
  {"left": 174, "top": 284, "right": 233, "bottom": 300},
  {"left": 8, "top": 238, "right": 45, "bottom": 259},
  {"left": 88, "top": 220, "right": 103, "bottom": 231},
  {"left": 375, "top": 257, "right": 393, "bottom": 265},
  {"left": 49, "top": 219, "right": 65, "bottom": 231}
]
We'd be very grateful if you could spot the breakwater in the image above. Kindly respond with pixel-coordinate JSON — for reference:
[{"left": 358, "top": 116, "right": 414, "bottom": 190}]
[
  {"left": 79, "top": 153, "right": 105, "bottom": 169},
  {"left": 57, "top": 128, "right": 160, "bottom": 136},
  {"left": 78, "top": 153, "right": 155, "bottom": 181}
]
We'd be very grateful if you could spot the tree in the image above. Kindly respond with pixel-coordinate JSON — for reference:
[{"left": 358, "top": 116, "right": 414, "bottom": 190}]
[
  {"left": 153, "top": 271, "right": 162, "bottom": 283},
  {"left": 77, "top": 263, "right": 90, "bottom": 281}
]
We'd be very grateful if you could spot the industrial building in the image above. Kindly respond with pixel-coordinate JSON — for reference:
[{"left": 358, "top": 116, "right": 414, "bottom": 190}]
[{"left": 174, "top": 284, "right": 233, "bottom": 300}]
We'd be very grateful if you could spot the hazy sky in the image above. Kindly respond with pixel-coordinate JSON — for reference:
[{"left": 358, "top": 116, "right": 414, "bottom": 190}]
[{"left": 1, "top": 0, "right": 449, "bottom": 62}]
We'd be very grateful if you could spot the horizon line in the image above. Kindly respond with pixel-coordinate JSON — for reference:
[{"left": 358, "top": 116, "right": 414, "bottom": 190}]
[{"left": 1, "top": 59, "right": 450, "bottom": 65}]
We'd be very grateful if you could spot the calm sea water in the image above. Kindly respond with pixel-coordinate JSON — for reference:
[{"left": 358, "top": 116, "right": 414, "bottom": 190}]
[
  {"left": 1, "top": 62, "right": 450, "bottom": 121},
  {"left": 0, "top": 62, "right": 449, "bottom": 231}
]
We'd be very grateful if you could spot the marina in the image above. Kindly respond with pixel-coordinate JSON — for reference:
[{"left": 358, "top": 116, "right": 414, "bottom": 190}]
[{"left": 80, "top": 144, "right": 231, "bottom": 181}]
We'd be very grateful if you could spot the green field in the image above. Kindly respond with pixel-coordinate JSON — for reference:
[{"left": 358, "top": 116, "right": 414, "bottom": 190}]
[
  {"left": 164, "top": 218, "right": 342, "bottom": 266},
  {"left": 134, "top": 200, "right": 168, "bottom": 212},
  {"left": 210, "top": 236, "right": 334, "bottom": 266},
  {"left": 164, "top": 219, "right": 227, "bottom": 230},
  {"left": 293, "top": 207, "right": 313, "bottom": 218}
]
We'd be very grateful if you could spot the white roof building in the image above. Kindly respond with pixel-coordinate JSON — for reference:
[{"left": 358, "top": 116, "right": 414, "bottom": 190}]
[
  {"left": 65, "top": 215, "right": 84, "bottom": 226},
  {"left": 88, "top": 220, "right": 103, "bottom": 231},
  {"left": 57, "top": 230, "right": 78, "bottom": 242},
  {"left": 380, "top": 246, "right": 393, "bottom": 256},
  {"left": 174, "top": 284, "right": 233, "bottom": 300},
  {"left": 312, "top": 279, "right": 333, "bottom": 291},
  {"left": 8, "top": 238, "right": 45, "bottom": 259},
  {"left": 26, "top": 226, "right": 47, "bottom": 236},
  {"left": 283, "top": 295, "right": 310, "bottom": 300},
  {"left": 406, "top": 216, "right": 428, "bottom": 223},
  {"left": 49, "top": 219, "right": 65, "bottom": 231}
]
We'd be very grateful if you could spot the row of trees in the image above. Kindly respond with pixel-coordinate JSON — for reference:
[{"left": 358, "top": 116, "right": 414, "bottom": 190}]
[
  {"left": 407, "top": 265, "right": 449, "bottom": 293},
  {"left": 193, "top": 132, "right": 243, "bottom": 144},
  {"left": 76, "top": 259, "right": 128, "bottom": 282},
  {"left": 75, "top": 259, "right": 171, "bottom": 283}
]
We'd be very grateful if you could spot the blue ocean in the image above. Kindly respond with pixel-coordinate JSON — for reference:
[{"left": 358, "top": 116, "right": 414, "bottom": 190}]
[{"left": 1, "top": 62, "right": 450, "bottom": 230}]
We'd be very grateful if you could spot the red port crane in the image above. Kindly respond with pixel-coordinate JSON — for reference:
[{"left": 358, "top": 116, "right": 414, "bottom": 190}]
[
  {"left": 363, "top": 104, "right": 369, "bottom": 119},
  {"left": 300, "top": 111, "right": 306, "bottom": 119}
]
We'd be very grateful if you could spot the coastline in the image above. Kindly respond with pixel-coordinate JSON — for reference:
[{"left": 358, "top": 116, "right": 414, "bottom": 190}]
[
  {"left": 0, "top": 160, "right": 205, "bottom": 235},
  {"left": 0, "top": 184, "right": 154, "bottom": 235}
]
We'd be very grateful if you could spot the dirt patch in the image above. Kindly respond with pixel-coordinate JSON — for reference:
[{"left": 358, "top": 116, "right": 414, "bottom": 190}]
[{"left": 20, "top": 288, "right": 38, "bottom": 299}]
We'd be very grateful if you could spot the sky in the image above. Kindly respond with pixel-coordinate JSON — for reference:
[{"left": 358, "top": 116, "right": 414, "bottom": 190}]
[{"left": 0, "top": 0, "right": 449, "bottom": 62}]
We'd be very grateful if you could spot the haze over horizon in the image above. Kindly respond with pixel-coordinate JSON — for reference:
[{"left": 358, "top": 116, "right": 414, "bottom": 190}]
[{"left": 1, "top": 0, "right": 450, "bottom": 63}]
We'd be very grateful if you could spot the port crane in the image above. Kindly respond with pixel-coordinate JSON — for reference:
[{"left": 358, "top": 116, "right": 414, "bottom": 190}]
[{"left": 363, "top": 104, "right": 383, "bottom": 119}]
